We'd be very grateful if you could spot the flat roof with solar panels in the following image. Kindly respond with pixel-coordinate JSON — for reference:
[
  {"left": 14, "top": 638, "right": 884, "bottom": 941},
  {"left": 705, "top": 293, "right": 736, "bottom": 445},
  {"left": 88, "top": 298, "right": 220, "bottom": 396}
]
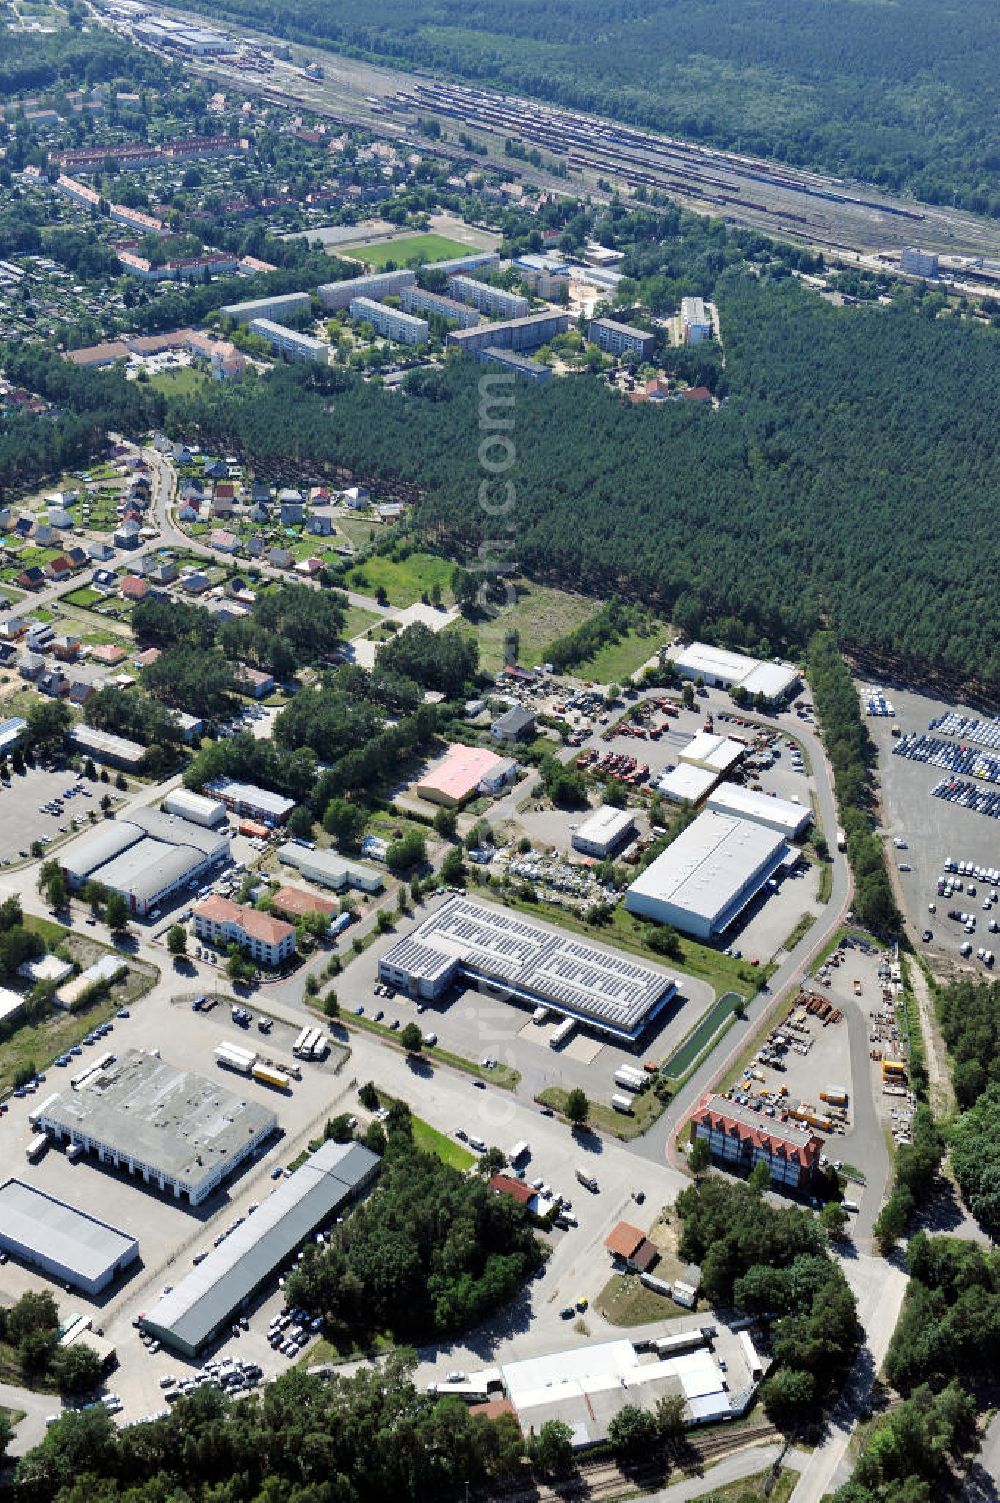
[
  {"left": 36, "top": 1050, "right": 277, "bottom": 1206},
  {"left": 379, "top": 897, "right": 676, "bottom": 1041}
]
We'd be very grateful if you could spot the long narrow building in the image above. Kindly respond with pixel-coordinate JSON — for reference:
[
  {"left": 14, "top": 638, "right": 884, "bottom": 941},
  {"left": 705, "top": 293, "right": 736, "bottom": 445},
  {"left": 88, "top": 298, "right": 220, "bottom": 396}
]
[{"left": 139, "top": 1142, "right": 379, "bottom": 1355}]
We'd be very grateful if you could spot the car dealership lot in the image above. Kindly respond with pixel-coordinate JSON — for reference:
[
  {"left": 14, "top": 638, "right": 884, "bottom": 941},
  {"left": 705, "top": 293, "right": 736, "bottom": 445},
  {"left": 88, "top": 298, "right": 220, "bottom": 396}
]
[{"left": 863, "top": 682, "right": 1000, "bottom": 968}]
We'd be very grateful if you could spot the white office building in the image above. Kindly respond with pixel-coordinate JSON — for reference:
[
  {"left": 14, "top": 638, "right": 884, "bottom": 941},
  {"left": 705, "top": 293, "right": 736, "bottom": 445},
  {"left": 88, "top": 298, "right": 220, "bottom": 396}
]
[
  {"left": 901, "top": 247, "right": 939, "bottom": 278},
  {"left": 679, "top": 731, "right": 746, "bottom": 777},
  {"left": 681, "top": 296, "right": 711, "bottom": 345}
]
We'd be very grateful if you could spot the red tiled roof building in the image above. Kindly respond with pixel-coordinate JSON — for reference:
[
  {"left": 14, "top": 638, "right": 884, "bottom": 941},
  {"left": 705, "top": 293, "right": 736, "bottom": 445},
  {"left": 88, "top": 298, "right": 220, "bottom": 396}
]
[{"left": 688, "top": 1091, "right": 823, "bottom": 1191}]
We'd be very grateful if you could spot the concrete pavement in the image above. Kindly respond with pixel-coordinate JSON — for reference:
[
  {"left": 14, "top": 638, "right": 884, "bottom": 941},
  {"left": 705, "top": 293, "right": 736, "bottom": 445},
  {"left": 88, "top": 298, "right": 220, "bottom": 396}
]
[
  {"left": 787, "top": 1256, "right": 908, "bottom": 1503},
  {"left": 1, "top": 1380, "right": 56, "bottom": 1458},
  {"left": 963, "top": 1412, "right": 1000, "bottom": 1502}
]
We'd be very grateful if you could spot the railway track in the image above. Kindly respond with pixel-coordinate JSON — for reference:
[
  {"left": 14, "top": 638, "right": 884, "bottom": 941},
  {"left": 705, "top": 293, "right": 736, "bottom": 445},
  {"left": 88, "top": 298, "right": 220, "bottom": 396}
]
[{"left": 483, "top": 1422, "right": 780, "bottom": 1503}]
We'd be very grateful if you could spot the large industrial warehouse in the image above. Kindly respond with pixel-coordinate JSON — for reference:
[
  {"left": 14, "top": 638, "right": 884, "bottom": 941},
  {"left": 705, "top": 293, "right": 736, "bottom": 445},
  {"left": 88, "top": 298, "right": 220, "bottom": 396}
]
[
  {"left": 60, "top": 807, "right": 230, "bottom": 914},
  {"left": 705, "top": 782, "right": 813, "bottom": 839},
  {"left": 378, "top": 897, "right": 676, "bottom": 1041},
  {"left": 625, "top": 811, "right": 788, "bottom": 939},
  {"left": 139, "top": 1141, "right": 380, "bottom": 1356},
  {"left": 35, "top": 1050, "right": 277, "bottom": 1206},
  {"left": 0, "top": 1178, "right": 139, "bottom": 1295},
  {"left": 670, "top": 642, "right": 800, "bottom": 704}
]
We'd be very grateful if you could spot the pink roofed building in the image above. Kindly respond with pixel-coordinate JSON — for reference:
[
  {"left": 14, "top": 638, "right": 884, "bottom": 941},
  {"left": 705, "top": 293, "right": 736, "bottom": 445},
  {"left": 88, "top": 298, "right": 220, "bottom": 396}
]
[{"left": 415, "top": 743, "right": 514, "bottom": 807}]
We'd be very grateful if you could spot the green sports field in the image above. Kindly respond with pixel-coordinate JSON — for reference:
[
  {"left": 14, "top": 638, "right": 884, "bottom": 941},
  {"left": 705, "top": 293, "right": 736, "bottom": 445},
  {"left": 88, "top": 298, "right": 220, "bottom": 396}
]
[{"left": 359, "top": 233, "right": 479, "bottom": 268}]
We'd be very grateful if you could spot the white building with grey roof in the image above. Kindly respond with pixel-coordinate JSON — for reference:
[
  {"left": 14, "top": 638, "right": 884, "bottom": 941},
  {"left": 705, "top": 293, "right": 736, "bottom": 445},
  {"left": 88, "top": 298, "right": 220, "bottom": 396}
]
[
  {"left": 35, "top": 1050, "right": 277, "bottom": 1206},
  {"left": 0, "top": 1178, "right": 139, "bottom": 1295},
  {"left": 59, "top": 806, "right": 230, "bottom": 914},
  {"left": 140, "top": 1141, "right": 379, "bottom": 1354},
  {"left": 625, "top": 811, "right": 788, "bottom": 939}
]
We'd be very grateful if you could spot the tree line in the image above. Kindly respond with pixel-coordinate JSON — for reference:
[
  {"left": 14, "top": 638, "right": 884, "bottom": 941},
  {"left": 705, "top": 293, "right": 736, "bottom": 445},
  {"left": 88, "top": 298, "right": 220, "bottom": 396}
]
[
  {"left": 806, "top": 633, "right": 899, "bottom": 933},
  {"left": 933, "top": 979, "right": 1000, "bottom": 1241}
]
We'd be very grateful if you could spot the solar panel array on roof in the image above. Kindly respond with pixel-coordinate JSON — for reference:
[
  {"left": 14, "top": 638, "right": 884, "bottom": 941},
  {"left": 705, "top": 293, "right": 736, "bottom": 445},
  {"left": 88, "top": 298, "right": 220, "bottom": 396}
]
[{"left": 380, "top": 898, "right": 676, "bottom": 1039}]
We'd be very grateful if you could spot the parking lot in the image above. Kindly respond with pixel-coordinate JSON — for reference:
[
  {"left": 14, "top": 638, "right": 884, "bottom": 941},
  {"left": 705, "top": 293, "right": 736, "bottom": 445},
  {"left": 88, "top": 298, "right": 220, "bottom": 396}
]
[
  {"left": 0, "top": 765, "right": 100, "bottom": 865},
  {"left": 336, "top": 891, "right": 717, "bottom": 1108},
  {"left": 863, "top": 682, "right": 1000, "bottom": 972}
]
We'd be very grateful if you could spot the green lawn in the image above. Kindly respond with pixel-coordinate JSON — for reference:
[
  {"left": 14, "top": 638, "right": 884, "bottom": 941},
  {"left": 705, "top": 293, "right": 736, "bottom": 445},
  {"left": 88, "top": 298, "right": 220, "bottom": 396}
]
[
  {"left": 410, "top": 1115, "right": 476, "bottom": 1170},
  {"left": 61, "top": 586, "right": 101, "bottom": 609},
  {"left": 343, "top": 603, "right": 381, "bottom": 639},
  {"left": 573, "top": 616, "right": 671, "bottom": 683},
  {"left": 537, "top": 1082, "right": 666, "bottom": 1140},
  {"left": 467, "top": 580, "right": 600, "bottom": 673},
  {"left": 335, "top": 513, "right": 380, "bottom": 551},
  {"left": 147, "top": 366, "right": 208, "bottom": 398},
  {"left": 357, "top": 233, "right": 476, "bottom": 268},
  {"left": 345, "top": 551, "right": 455, "bottom": 607}
]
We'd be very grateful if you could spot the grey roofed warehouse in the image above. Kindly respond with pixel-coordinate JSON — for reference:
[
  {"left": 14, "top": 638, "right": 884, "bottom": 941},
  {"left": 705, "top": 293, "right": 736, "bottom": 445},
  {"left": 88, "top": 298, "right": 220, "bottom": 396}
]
[
  {"left": 36, "top": 1050, "right": 277, "bottom": 1206},
  {"left": 140, "top": 1141, "right": 379, "bottom": 1355},
  {"left": 59, "top": 805, "right": 230, "bottom": 914},
  {"left": 378, "top": 896, "right": 676, "bottom": 1041},
  {"left": 0, "top": 1178, "right": 139, "bottom": 1295}
]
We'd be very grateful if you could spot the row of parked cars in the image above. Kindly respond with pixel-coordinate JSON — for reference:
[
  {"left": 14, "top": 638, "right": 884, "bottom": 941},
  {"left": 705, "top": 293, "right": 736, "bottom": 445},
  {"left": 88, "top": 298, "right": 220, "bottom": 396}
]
[
  {"left": 269, "top": 1304, "right": 322, "bottom": 1358},
  {"left": 160, "top": 1358, "right": 263, "bottom": 1401}
]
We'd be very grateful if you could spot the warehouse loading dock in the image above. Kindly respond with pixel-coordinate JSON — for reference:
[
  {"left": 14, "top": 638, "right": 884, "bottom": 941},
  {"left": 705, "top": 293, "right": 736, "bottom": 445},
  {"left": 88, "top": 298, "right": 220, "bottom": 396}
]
[{"left": 36, "top": 1050, "right": 277, "bottom": 1206}]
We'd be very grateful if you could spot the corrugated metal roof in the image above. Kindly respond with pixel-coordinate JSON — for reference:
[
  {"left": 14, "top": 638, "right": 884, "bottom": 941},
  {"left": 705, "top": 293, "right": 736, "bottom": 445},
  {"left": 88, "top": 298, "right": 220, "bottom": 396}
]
[
  {"left": 141, "top": 1141, "right": 378, "bottom": 1351},
  {"left": 0, "top": 1177, "right": 138, "bottom": 1284},
  {"left": 61, "top": 820, "right": 144, "bottom": 879},
  {"left": 626, "top": 812, "right": 786, "bottom": 926}
]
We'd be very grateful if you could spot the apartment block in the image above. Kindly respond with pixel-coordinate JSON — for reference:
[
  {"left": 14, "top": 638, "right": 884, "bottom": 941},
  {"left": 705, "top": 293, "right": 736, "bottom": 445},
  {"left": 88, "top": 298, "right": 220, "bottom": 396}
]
[
  {"left": 317, "top": 270, "right": 416, "bottom": 311},
  {"left": 447, "top": 275, "right": 529, "bottom": 319},
  {"left": 349, "top": 297, "right": 429, "bottom": 345},
  {"left": 248, "top": 319, "right": 329, "bottom": 364}
]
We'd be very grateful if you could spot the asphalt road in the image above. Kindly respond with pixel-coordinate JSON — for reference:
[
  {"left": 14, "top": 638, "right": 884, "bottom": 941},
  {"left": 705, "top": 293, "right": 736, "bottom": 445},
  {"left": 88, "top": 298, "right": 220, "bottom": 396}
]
[{"left": 963, "top": 1412, "right": 1000, "bottom": 1503}]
